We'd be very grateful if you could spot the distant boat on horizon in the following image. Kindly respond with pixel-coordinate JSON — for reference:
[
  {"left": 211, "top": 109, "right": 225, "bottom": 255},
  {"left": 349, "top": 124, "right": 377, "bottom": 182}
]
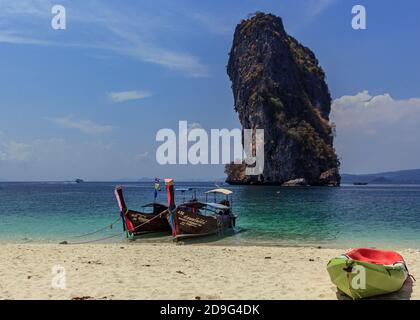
[
  {"left": 74, "top": 179, "right": 85, "bottom": 184},
  {"left": 353, "top": 182, "right": 369, "bottom": 186}
]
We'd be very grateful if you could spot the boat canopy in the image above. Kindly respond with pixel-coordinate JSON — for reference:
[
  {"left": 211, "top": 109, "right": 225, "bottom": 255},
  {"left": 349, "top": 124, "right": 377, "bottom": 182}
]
[
  {"left": 204, "top": 202, "right": 230, "bottom": 210},
  {"left": 176, "top": 188, "right": 194, "bottom": 192},
  {"left": 181, "top": 201, "right": 229, "bottom": 210},
  {"left": 205, "top": 188, "right": 233, "bottom": 195}
]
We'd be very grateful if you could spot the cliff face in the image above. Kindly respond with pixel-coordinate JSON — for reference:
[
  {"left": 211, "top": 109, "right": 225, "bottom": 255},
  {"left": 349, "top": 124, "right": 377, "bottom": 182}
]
[{"left": 225, "top": 13, "right": 340, "bottom": 186}]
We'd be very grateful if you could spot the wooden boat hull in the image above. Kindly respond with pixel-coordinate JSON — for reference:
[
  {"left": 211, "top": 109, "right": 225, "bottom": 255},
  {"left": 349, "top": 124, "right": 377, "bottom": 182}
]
[
  {"left": 166, "top": 206, "right": 236, "bottom": 241},
  {"left": 163, "top": 179, "right": 237, "bottom": 241},
  {"left": 115, "top": 185, "right": 171, "bottom": 238},
  {"left": 125, "top": 210, "right": 171, "bottom": 236}
]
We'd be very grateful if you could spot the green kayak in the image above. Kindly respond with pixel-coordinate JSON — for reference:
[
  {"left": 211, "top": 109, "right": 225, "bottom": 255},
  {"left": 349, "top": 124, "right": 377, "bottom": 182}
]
[{"left": 327, "top": 248, "right": 408, "bottom": 299}]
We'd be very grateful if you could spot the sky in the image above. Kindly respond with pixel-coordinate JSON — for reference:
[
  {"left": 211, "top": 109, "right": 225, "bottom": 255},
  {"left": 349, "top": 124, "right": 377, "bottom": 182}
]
[{"left": 1, "top": 0, "right": 420, "bottom": 181}]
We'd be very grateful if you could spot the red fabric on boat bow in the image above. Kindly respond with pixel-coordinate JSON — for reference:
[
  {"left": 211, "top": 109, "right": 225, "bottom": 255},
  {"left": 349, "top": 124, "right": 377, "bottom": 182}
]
[{"left": 347, "top": 248, "right": 404, "bottom": 265}]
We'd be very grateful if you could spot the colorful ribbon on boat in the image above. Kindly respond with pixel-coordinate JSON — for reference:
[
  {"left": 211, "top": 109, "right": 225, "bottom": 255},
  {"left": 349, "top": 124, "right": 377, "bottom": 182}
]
[
  {"left": 169, "top": 209, "right": 176, "bottom": 237},
  {"left": 154, "top": 178, "right": 161, "bottom": 200}
]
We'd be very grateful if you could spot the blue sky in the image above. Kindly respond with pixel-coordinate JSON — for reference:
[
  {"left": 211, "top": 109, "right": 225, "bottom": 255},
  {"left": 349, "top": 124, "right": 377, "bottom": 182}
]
[{"left": 1, "top": 0, "right": 420, "bottom": 180}]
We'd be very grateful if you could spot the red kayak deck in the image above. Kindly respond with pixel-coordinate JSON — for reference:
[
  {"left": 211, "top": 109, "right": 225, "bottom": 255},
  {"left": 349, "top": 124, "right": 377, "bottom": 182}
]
[{"left": 347, "top": 248, "right": 404, "bottom": 265}]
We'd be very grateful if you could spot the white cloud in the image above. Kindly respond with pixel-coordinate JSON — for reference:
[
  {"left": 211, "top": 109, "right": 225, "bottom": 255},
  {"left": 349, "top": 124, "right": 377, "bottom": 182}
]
[
  {"left": 287, "top": 0, "right": 337, "bottom": 33},
  {"left": 309, "top": 0, "right": 337, "bottom": 17},
  {"left": 109, "top": 90, "right": 152, "bottom": 103},
  {"left": 0, "top": 141, "right": 32, "bottom": 162},
  {"left": 134, "top": 152, "right": 149, "bottom": 161},
  {"left": 332, "top": 91, "right": 420, "bottom": 132},
  {"left": 0, "top": 0, "right": 210, "bottom": 77},
  {"left": 48, "top": 116, "right": 114, "bottom": 134},
  {"left": 0, "top": 137, "right": 121, "bottom": 180},
  {"left": 0, "top": 31, "right": 52, "bottom": 45},
  {"left": 331, "top": 91, "right": 420, "bottom": 173},
  {"left": 101, "top": 28, "right": 209, "bottom": 77},
  {"left": 0, "top": 137, "right": 159, "bottom": 181},
  {"left": 0, "top": 0, "right": 52, "bottom": 17},
  {"left": 188, "top": 12, "right": 232, "bottom": 36},
  {"left": 0, "top": 135, "right": 224, "bottom": 181}
]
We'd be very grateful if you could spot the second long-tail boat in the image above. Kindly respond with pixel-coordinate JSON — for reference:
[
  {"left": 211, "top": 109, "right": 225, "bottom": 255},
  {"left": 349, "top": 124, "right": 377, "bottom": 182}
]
[{"left": 164, "top": 179, "right": 237, "bottom": 241}]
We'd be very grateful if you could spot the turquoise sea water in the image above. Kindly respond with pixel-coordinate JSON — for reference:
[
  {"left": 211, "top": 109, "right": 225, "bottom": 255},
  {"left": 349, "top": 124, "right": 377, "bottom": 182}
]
[{"left": 0, "top": 182, "right": 419, "bottom": 248}]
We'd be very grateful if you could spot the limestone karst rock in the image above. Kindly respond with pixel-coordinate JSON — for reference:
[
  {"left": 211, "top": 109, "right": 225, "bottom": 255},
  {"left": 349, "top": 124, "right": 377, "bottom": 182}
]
[{"left": 225, "top": 13, "right": 340, "bottom": 186}]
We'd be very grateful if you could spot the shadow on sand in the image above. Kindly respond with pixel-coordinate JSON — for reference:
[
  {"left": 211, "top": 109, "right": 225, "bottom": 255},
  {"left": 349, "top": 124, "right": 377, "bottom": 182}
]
[
  {"left": 336, "top": 277, "right": 414, "bottom": 300},
  {"left": 128, "top": 232, "right": 172, "bottom": 243},
  {"left": 127, "top": 228, "right": 247, "bottom": 245},
  {"left": 175, "top": 228, "right": 247, "bottom": 245}
]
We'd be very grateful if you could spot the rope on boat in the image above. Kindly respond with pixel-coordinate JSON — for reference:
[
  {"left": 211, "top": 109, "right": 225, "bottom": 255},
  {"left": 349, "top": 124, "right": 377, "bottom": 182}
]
[
  {"left": 69, "top": 217, "right": 121, "bottom": 239},
  {"left": 64, "top": 232, "right": 125, "bottom": 245},
  {"left": 126, "top": 210, "right": 168, "bottom": 233},
  {"left": 61, "top": 210, "right": 168, "bottom": 245}
]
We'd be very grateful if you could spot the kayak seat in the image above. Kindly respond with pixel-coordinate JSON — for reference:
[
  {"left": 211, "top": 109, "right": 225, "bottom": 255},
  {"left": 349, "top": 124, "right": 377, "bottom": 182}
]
[{"left": 347, "top": 248, "right": 404, "bottom": 265}]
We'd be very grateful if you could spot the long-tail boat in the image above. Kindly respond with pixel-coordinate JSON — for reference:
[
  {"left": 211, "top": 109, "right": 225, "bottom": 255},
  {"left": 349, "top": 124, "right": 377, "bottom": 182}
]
[
  {"left": 164, "top": 179, "right": 237, "bottom": 241},
  {"left": 114, "top": 185, "right": 171, "bottom": 238}
]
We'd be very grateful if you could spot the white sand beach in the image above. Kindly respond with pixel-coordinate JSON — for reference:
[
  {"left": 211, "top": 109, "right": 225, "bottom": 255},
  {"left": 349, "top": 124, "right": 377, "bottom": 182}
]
[{"left": 0, "top": 244, "right": 418, "bottom": 300}]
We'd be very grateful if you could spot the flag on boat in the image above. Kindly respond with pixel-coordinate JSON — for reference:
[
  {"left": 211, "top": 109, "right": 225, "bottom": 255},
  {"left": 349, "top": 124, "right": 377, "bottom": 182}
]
[{"left": 154, "top": 178, "right": 161, "bottom": 200}]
